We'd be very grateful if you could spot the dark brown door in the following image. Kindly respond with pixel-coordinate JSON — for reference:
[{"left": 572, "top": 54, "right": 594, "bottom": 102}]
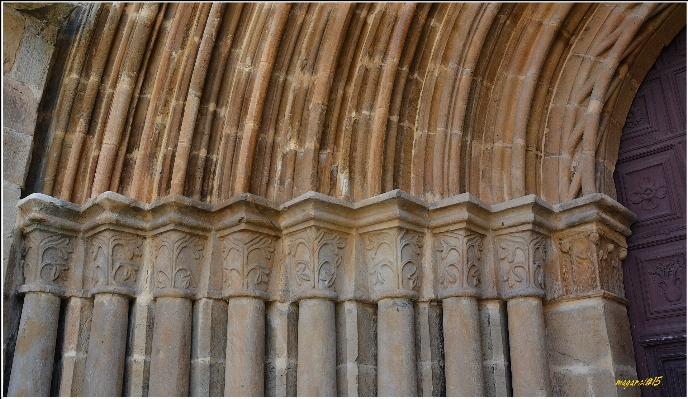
[{"left": 614, "top": 27, "right": 686, "bottom": 397}]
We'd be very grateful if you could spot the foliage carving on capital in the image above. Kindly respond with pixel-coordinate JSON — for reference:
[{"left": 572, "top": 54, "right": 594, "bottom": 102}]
[
  {"left": 221, "top": 232, "right": 275, "bottom": 292},
  {"left": 364, "top": 228, "right": 423, "bottom": 294},
  {"left": 153, "top": 231, "right": 205, "bottom": 291},
  {"left": 555, "top": 227, "right": 627, "bottom": 299},
  {"left": 497, "top": 232, "right": 546, "bottom": 296},
  {"left": 22, "top": 230, "right": 74, "bottom": 287},
  {"left": 88, "top": 230, "right": 143, "bottom": 290},
  {"left": 435, "top": 232, "right": 483, "bottom": 294},
  {"left": 286, "top": 227, "right": 346, "bottom": 293}
]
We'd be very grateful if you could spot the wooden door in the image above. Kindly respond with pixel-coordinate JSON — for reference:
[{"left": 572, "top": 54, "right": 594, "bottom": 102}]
[{"left": 614, "top": 27, "right": 686, "bottom": 397}]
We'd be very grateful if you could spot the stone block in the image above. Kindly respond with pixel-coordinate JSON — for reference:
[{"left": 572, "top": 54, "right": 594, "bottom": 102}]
[
  {"left": 123, "top": 299, "right": 154, "bottom": 397},
  {"left": 190, "top": 298, "right": 227, "bottom": 397},
  {"left": 10, "top": 3, "right": 76, "bottom": 27},
  {"left": 3, "top": 5, "right": 25, "bottom": 74},
  {"left": 3, "top": 127, "right": 33, "bottom": 187},
  {"left": 3, "top": 79, "right": 38, "bottom": 136},
  {"left": 57, "top": 297, "right": 92, "bottom": 397},
  {"left": 265, "top": 302, "right": 298, "bottom": 397},
  {"left": 6, "top": 14, "right": 57, "bottom": 98},
  {"left": 2, "top": 180, "right": 20, "bottom": 260},
  {"left": 480, "top": 299, "right": 512, "bottom": 396},
  {"left": 545, "top": 297, "right": 640, "bottom": 397},
  {"left": 415, "top": 301, "right": 444, "bottom": 397}
]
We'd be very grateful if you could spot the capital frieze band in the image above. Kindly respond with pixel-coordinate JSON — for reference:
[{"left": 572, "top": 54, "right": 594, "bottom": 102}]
[{"left": 14, "top": 191, "right": 637, "bottom": 304}]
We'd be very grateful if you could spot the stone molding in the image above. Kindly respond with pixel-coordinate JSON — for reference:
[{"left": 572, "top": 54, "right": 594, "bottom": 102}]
[{"left": 14, "top": 190, "right": 637, "bottom": 304}]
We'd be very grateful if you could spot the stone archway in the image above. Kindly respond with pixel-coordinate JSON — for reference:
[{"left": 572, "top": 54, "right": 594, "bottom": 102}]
[
  {"left": 3, "top": 3, "right": 687, "bottom": 397},
  {"left": 614, "top": 27, "right": 686, "bottom": 397}
]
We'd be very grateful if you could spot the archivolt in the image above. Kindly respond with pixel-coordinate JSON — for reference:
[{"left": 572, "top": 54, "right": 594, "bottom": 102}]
[{"left": 26, "top": 2, "right": 685, "bottom": 206}]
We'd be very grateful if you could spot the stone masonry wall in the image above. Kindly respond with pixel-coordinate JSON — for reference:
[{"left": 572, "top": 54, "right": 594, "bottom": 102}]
[{"left": 3, "top": 3, "right": 76, "bottom": 394}]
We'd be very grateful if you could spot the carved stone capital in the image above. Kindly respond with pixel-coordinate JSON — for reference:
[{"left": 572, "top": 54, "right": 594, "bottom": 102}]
[
  {"left": 434, "top": 230, "right": 484, "bottom": 299},
  {"left": 85, "top": 228, "right": 143, "bottom": 297},
  {"left": 362, "top": 227, "right": 423, "bottom": 301},
  {"left": 220, "top": 230, "right": 276, "bottom": 300},
  {"left": 495, "top": 230, "right": 547, "bottom": 299},
  {"left": 151, "top": 229, "right": 206, "bottom": 299},
  {"left": 286, "top": 226, "right": 347, "bottom": 301},
  {"left": 552, "top": 223, "right": 628, "bottom": 301},
  {"left": 19, "top": 227, "right": 76, "bottom": 296}
]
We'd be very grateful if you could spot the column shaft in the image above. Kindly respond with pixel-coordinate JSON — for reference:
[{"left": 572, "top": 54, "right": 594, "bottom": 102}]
[
  {"left": 225, "top": 297, "right": 265, "bottom": 396},
  {"left": 297, "top": 298, "right": 336, "bottom": 396},
  {"left": 148, "top": 297, "right": 193, "bottom": 396},
  {"left": 443, "top": 296, "right": 484, "bottom": 396},
  {"left": 507, "top": 296, "right": 551, "bottom": 396},
  {"left": 377, "top": 298, "right": 417, "bottom": 396},
  {"left": 85, "top": 293, "right": 130, "bottom": 396},
  {"left": 7, "top": 292, "right": 62, "bottom": 396}
]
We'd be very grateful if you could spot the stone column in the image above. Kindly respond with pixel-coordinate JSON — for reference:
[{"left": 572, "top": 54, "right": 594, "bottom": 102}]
[
  {"left": 297, "top": 297, "right": 337, "bottom": 396},
  {"left": 435, "top": 231, "right": 485, "bottom": 396},
  {"left": 8, "top": 229, "right": 74, "bottom": 397},
  {"left": 443, "top": 297, "right": 483, "bottom": 395},
  {"left": 507, "top": 296, "right": 550, "bottom": 396},
  {"left": 220, "top": 230, "right": 276, "bottom": 396},
  {"left": 549, "top": 216, "right": 639, "bottom": 396},
  {"left": 147, "top": 229, "right": 205, "bottom": 397},
  {"left": 377, "top": 297, "right": 417, "bottom": 396},
  {"left": 84, "top": 229, "right": 143, "bottom": 396},
  {"left": 225, "top": 297, "right": 266, "bottom": 395},
  {"left": 85, "top": 293, "right": 129, "bottom": 396},
  {"left": 7, "top": 291, "right": 62, "bottom": 396},
  {"left": 149, "top": 295, "right": 194, "bottom": 396},
  {"left": 496, "top": 230, "right": 551, "bottom": 396},
  {"left": 286, "top": 226, "right": 346, "bottom": 396},
  {"left": 363, "top": 227, "right": 423, "bottom": 397}
]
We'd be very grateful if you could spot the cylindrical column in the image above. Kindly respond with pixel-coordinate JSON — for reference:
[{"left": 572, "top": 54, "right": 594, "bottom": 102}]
[
  {"left": 7, "top": 292, "right": 62, "bottom": 396},
  {"left": 377, "top": 298, "right": 417, "bottom": 396},
  {"left": 297, "top": 298, "right": 336, "bottom": 396},
  {"left": 85, "top": 293, "right": 130, "bottom": 396},
  {"left": 443, "top": 296, "right": 484, "bottom": 396},
  {"left": 148, "top": 296, "right": 193, "bottom": 397},
  {"left": 507, "top": 296, "right": 551, "bottom": 396},
  {"left": 225, "top": 297, "right": 265, "bottom": 396}
]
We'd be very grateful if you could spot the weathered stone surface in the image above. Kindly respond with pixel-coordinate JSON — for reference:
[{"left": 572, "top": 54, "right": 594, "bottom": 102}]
[
  {"left": 545, "top": 297, "right": 641, "bottom": 397},
  {"left": 415, "top": 301, "right": 445, "bottom": 397},
  {"left": 480, "top": 299, "right": 512, "bottom": 397},
  {"left": 507, "top": 297, "right": 551, "bottom": 396},
  {"left": 148, "top": 297, "right": 193, "bottom": 396},
  {"left": 7, "top": 2, "right": 77, "bottom": 27},
  {"left": 3, "top": 79, "right": 38, "bottom": 136},
  {"left": 5, "top": 3, "right": 685, "bottom": 393},
  {"left": 85, "top": 293, "right": 129, "bottom": 396},
  {"left": 265, "top": 302, "right": 298, "bottom": 397},
  {"left": 7, "top": 292, "right": 61, "bottom": 396},
  {"left": 297, "top": 298, "right": 337, "bottom": 396},
  {"left": 336, "top": 300, "right": 377, "bottom": 397},
  {"left": 443, "top": 297, "right": 483, "bottom": 396},
  {"left": 56, "top": 297, "right": 92, "bottom": 397},
  {"left": 3, "top": 6, "right": 25, "bottom": 74},
  {"left": 224, "top": 297, "right": 264, "bottom": 396},
  {"left": 122, "top": 299, "right": 154, "bottom": 397},
  {"left": 3, "top": 127, "right": 33, "bottom": 187},
  {"left": 5, "top": 12, "right": 57, "bottom": 98},
  {"left": 377, "top": 298, "right": 417, "bottom": 396},
  {"left": 191, "top": 298, "right": 227, "bottom": 397}
]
